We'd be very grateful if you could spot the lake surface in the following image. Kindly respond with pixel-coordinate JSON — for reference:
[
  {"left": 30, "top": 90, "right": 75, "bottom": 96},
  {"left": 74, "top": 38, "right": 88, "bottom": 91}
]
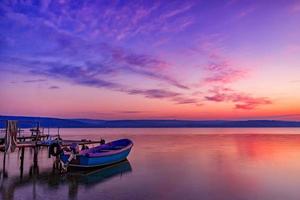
[{"left": 1, "top": 128, "right": 300, "bottom": 200}]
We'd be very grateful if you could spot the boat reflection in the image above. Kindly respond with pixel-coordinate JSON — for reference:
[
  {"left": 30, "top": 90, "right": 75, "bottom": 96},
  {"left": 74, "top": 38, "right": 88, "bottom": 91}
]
[
  {"left": 67, "top": 160, "right": 132, "bottom": 185},
  {"left": 0, "top": 160, "right": 132, "bottom": 200}
]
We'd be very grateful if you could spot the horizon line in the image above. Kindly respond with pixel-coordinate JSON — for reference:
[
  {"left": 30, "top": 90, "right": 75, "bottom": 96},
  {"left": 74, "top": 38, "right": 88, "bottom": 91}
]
[{"left": 1, "top": 114, "right": 300, "bottom": 122}]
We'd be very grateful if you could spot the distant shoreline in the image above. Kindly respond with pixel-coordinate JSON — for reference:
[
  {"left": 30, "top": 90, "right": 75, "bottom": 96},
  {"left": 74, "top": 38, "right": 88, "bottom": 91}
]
[{"left": 1, "top": 115, "right": 300, "bottom": 128}]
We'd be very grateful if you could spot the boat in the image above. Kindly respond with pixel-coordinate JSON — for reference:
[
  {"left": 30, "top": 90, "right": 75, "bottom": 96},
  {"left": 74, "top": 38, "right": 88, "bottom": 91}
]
[{"left": 60, "top": 139, "right": 133, "bottom": 168}]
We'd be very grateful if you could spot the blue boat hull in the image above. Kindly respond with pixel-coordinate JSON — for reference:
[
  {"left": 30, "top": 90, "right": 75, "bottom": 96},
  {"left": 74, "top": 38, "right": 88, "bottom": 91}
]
[{"left": 60, "top": 139, "right": 133, "bottom": 168}]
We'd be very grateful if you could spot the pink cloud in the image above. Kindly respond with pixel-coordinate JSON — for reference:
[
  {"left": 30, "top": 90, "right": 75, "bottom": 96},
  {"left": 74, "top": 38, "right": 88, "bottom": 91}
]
[
  {"left": 204, "top": 62, "right": 247, "bottom": 84},
  {"left": 233, "top": 95, "right": 272, "bottom": 110},
  {"left": 194, "top": 34, "right": 249, "bottom": 85},
  {"left": 205, "top": 87, "right": 272, "bottom": 110}
]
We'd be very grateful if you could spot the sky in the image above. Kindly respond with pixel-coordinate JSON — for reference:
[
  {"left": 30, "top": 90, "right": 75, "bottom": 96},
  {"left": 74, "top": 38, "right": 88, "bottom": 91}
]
[{"left": 0, "top": 0, "right": 300, "bottom": 120}]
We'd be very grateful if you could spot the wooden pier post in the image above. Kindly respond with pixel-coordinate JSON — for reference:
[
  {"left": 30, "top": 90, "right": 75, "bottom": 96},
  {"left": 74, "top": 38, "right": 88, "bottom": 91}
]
[
  {"left": 33, "top": 122, "right": 40, "bottom": 167},
  {"left": 2, "top": 152, "right": 7, "bottom": 179},
  {"left": 33, "top": 146, "right": 38, "bottom": 167},
  {"left": 2, "top": 121, "right": 8, "bottom": 178},
  {"left": 47, "top": 127, "right": 50, "bottom": 139},
  {"left": 20, "top": 147, "right": 25, "bottom": 178}
]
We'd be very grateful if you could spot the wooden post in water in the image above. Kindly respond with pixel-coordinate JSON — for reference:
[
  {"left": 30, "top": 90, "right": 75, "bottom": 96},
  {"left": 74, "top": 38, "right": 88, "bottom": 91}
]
[
  {"left": 18, "top": 127, "right": 21, "bottom": 137},
  {"left": 20, "top": 147, "right": 25, "bottom": 179},
  {"left": 2, "top": 152, "right": 6, "bottom": 179},
  {"left": 33, "top": 146, "right": 38, "bottom": 168},
  {"left": 33, "top": 122, "right": 40, "bottom": 167},
  {"left": 36, "top": 122, "right": 40, "bottom": 141},
  {"left": 2, "top": 121, "right": 8, "bottom": 179}
]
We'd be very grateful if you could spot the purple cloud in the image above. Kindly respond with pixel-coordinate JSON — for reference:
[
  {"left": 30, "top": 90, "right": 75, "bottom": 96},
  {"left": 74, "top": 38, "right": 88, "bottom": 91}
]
[
  {"left": 290, "top": 2, "right": 300, "bottom": 13},
  {"left": 128, "top": 88, "right": 199, "bottom": 105},
  {"left": 111, "top": 48, "right": 167, "bottom": 68},
  {"left": 128, "top": 89, "right": 180, "bottom": 99},
  {"left": 1, "top": 55, "right": 195, "bottom": 105},
  {"left": 48, "top": 34, "right": 189, "bottom": 89},
  {"left": 172, "top": 96, "right": 198, "bottom": 105},
  {"left": 24, "top": 79, "right": 47, "bottom": 83},
  {"left": 236, "top": 6, "right": 256, "bottom": 19},
  {"left": 49, "top": 86, "right": 59, "bottom": 89},
  {"left": 31, "top": 62, "right": 122, "bottom": 89},
  {"left": 0, "top": 0, "right": 190, "bottom": 91},
  {"left": 2, "top": 0, "right": 297, "bottom": 116}
]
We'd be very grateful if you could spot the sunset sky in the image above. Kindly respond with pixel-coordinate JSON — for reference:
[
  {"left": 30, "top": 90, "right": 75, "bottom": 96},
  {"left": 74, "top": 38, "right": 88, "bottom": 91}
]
[{"left": 0, "top": 0, "right": 300, "bottom": 120}]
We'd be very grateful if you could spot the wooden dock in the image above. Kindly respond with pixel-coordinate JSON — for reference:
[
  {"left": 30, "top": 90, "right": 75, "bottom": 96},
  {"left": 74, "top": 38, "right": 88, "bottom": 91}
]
[{"left": 1, "top": 120, "right": 105, "bottom": 176}]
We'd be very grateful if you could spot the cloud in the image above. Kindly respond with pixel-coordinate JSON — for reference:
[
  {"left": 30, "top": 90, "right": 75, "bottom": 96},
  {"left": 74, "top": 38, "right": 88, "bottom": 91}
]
[
  {"left": 290, "top": 2, "right": 300, "bottom": 13},
  {"left": 49, "top": 85, "right": 59, "bottom": 89},
  {"left": 204, "top": 62, "right": 247, "bottom": 84},
  {"left": 118, "top": 110, "right": 146, "bottom": 114},
  {"left": 0, "top": 1, "right": 194, "bottom": 108},
  {"left": 30, "top": 62, "right": 122, "bottom": 89},
  {"left": 233, "top": 96, "right": 272, "bottom": 110},
  {"left": 112, "top": 48, "right": 167, "bottom": 68},
  {"left": 236, "top": 7, "right": 256, "bottom": 19},
  {"left": 27, "top": 0, "right": 193, "bottom": 41},
  {"left": 193, "top": 33, "right": 249, "bottom": 86},
  {"left": 23, "top": 79, "right": 47, "bottom": 83},
  {"left": 127, "top": 88, "right": 199, "bottom": 105},
  {"left": 24, "top": 54, "right": 186, "bottom": 90},
  {"left": 1, "top": 0, "right": 279, "bottom": 112},
  {"left": 37, "top": 32, "right": 188, "bottom": 89},
  {"left": 0, "top": 9, "right": 190, "bottom": 90},
  {"left": 159, "top": 3, "right": 193, "bottom": 20},
  {"left": 205, "top": 86, "right": 272, "bottom": 110},
  {"left": 172, "top": 96, "right": 198, "bottom": 105},
  {"left": 193, "top": 31, "right": 266, "bottom": 110},
  {"left": 128, "top": 89, "right": 180, "bottom": 99},
  {"left": 1, "top": 55, "right": 197, "bottom": 106},
  {"left": 291, "top": 80, "right": 300, "bottom": 83},
  {"left": 110, "top": 47, "right": 189, "bottom": 89},
  {"left": 125, "top": 67, "right": 189, "bottom": 89}
]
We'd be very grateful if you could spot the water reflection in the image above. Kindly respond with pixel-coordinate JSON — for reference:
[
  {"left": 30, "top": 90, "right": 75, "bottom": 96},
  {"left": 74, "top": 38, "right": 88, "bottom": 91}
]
[
  {"left": 2, "top": 128, "right": 300, "bottom": 200},
  {"left": 0, "top": 160, "right": 132, "bottom": 200}
]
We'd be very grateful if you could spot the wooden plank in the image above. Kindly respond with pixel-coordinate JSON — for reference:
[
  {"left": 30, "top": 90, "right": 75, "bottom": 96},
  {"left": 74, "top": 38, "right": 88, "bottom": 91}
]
[
  {"left": 0, "top": 135, "right": 49, "bottom": 141},
  {"left": 61, "top": 141, "right": 102, "bottom": 146},
  {"left": 0, "top": 139, "right": 102, "bottom": 149}
]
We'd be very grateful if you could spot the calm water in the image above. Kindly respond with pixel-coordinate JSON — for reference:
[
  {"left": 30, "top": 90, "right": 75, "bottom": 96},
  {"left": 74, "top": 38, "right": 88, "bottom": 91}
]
[{"left": 1, "top": 128, "right": 300, "bottom": 200}]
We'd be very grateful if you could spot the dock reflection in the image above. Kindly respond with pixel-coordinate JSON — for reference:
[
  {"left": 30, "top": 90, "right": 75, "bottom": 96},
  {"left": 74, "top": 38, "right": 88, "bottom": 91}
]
[{"left": 0, "top": 160, "right": 132, "bottom": 200}]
